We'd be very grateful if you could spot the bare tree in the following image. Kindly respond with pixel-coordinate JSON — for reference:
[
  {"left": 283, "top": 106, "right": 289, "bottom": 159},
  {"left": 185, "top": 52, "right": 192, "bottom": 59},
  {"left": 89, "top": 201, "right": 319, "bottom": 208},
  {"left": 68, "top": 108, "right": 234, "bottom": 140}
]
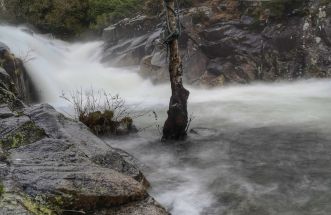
[{"left": 162, "top": 0, "right": 190, "bottom": 141}]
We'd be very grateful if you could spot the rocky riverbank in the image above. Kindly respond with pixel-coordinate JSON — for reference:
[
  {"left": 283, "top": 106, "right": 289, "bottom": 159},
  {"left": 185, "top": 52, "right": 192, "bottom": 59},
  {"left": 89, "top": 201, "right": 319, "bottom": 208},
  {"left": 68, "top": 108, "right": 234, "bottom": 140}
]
[
  {"left": 102, "top": 0, "right": 331, "bottom": 87},
  {"left": 0, "top": 46, "right": 168, "bottom": 214}
]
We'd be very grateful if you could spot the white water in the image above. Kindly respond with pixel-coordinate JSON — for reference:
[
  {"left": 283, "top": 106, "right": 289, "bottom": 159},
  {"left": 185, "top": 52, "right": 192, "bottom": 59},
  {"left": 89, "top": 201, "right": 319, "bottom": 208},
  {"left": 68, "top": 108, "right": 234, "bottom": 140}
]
[{"left": 1, "top": 25, "right": 331, "bottom": 215}]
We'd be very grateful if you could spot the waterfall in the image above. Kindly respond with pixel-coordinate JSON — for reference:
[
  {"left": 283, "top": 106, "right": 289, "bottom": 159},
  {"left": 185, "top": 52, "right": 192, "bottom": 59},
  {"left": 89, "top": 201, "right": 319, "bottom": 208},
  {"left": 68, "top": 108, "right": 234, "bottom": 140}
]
[{"left": 1, "top": 24, "right": 331, "bottom": 215}]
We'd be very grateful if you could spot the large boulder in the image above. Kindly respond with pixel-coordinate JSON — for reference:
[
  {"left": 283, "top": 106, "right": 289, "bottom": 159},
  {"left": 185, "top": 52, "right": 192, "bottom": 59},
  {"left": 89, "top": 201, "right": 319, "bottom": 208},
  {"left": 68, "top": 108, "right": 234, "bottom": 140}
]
[
  {"left": 0, "top": 104, "right": 168, "bottom": 214},
  {"left": 101, "top": 0, "right": 331, "bottom": 87}
]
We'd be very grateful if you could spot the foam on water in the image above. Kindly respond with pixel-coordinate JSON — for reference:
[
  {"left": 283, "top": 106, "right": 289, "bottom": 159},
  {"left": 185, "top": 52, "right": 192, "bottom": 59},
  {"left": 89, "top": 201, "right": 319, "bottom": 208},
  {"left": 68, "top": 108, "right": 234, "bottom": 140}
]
[{"left": 1, "top": 25, "right": 331, "bottom": 215}]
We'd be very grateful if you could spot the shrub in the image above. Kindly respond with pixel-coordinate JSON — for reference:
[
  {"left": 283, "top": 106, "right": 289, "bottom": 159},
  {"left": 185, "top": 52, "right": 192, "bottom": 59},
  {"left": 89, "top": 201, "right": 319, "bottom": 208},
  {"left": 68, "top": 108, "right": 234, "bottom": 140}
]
[
  {"left": 3, "top": 0, "right": 89, "bottom": 38},
  {"left": 2, "top": 0, "right": 142, "bottom": 37},
  {"left": 2, "top": 0, "right": 196, "bottom": 37},
  {"left": 60, "top": 89, "right": 137, "bottom": 136}
]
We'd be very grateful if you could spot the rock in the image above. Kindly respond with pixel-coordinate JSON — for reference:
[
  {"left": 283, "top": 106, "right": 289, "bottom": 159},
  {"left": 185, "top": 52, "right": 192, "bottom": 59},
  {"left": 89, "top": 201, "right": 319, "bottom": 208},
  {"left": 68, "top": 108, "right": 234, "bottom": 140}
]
[
  {"left": 262, "top": 18, "right": 303, "bottom": 53},
  {"left": 200, "top": 23, "right": 262, "bottom": 58},
  {"left": 102, "top": 15, "right": 159, "bottom": 43},
  {"left": 0, "top": 46, "right": 39, "bottom": 104},
  {"left": 207, "top": 59, "right": 224, "bottom": 76},
  {"left": 0, "top": 110, "right": 45, "bottom": 146},
  {"left": 97, "top": 197, "right": 170, "bottom": 215},
  {"left": 102, "top": 34, "right": 151, "bottom": 66},
  {"left": 0, "top": 42, "right": 9, "bottom": 54},
  {"left": 10, "top": 138, "right": 146, "bottom": 210},
  {"left": 0, "top": 68, "right": 13, "bottom": 92},
  {"left": 0, "top": 44, "right": 168, "bottom": 215},
  {"left": 189, "top": 6, "right": 214, "bottom": 19},
  {"left": 240, "top": 15, "right": 255, "bottom": 25},
  {"left": 101, "top": 1, "right": 331, "bottom": 86},
  {"left": 0, "top": 103, "right": 168, "bottom": 214},
  {"left": 139, "top": 55, "right": 169, "bottom": 84},
  {"left": 184, "top": 50, "right": 209, "bottom": 83}
]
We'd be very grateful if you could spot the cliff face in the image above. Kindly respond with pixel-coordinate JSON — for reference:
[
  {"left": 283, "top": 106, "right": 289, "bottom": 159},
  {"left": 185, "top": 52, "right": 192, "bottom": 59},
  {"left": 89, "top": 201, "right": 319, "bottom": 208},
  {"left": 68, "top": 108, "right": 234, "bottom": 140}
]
[
  {"left": 102, "top": 0, "right": 331, "bottom": 87},
  {"left": 0, "top": 47, "right": 168, "bottom": 215}
]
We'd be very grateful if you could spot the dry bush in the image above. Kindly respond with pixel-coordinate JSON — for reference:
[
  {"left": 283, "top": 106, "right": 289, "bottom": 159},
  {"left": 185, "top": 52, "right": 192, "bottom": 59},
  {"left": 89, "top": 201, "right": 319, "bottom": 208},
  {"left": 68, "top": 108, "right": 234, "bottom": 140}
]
[{"left": 60, "top": 89, "right": 137, "bottom": 136}]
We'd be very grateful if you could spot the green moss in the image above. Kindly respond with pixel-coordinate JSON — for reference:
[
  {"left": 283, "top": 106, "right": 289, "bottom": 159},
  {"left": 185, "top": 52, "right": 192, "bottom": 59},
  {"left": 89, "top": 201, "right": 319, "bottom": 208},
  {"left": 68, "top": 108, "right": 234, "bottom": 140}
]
[
  {"left": 0, "top": 88, "right": 16, "bottom": 105},
  {"left": 53, "top": 196, "right": 64, "bottom": 207},
  {"left": 0, "top": 121, "right": 46, "bottom": 150},
  {"left": 0, "top": 183, "right": 4, "bottom": 198},
  {"left": 22, "top": 196, "right": 56, "bottom": 215}
]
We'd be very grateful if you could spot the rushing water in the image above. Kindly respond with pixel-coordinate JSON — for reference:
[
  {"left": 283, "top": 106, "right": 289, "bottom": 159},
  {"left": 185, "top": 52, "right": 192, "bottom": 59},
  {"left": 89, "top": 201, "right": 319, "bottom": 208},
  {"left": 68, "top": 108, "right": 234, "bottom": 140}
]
[{"left": 1, "top": 25, "right": 331, "bottom": 215}]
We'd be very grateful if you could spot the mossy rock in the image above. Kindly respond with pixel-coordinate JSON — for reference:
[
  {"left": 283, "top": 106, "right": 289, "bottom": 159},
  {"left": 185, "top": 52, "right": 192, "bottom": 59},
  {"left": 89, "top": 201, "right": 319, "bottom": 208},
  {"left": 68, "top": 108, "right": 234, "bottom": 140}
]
[
  {"left": 0, "top": 192, "right": 56, "bottom": 215},
  {"left": 0, "top": 150, "right": 7, "bottom": 163},
  {"left": 0, "top": 182, "right": 4, "bottom": 198},
  {"left": 22, "top": 195, "right": 56, "bottom": 215},
  {"left": 0, "top": 87, "right": 16, "bottom": 105},
  {"left": 0, "top": 121, "right": 46, "bottom": 150}
]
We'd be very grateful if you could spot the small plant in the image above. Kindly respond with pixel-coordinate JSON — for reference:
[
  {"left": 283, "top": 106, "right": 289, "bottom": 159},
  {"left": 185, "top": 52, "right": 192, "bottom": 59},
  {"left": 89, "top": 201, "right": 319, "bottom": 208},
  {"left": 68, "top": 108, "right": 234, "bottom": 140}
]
[
  {"left": 60, "top": 89, "right": 137, "bottom": 136},
  {"left": 0, "top": 182, "right": 4, "bottom": 197}
]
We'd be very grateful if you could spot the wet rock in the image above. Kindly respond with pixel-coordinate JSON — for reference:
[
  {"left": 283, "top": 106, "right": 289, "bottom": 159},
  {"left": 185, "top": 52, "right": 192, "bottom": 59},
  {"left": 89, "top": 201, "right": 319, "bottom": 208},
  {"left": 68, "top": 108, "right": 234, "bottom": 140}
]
[
  {"left": 0, "top": 45, "right": 39, "bottom": 104},
  {"left": 0, "top": 103, "right": 168, "bottom": 214},
  {"left": 0, "top": 115, "right": 45, "bottom": 150},
  {"left": 0, "top": 45, "right": 168, "bottom": 215},
  {"left": 11, "top": 138, "right": 146, "bottom": 210},
  {"left": 139, "top": 55, "right": 169, "bottom": 84},
  {"left": 0, "top": 42, "right": 9, "bottom": 54},
  {"left": 102, "top": 15, "right": 159, "bottom": 43},
  {"left": 207, "top": 59, "right": 224, "bottom": 76},
  {"left": 97, "top": 197, "right": 170, "bottom": 215},
  {"left": 240, "top": 15, "right": 255, "bottom": 25},
  {"left": 101, "top": 0, "right": 331, "bottom": 86}
]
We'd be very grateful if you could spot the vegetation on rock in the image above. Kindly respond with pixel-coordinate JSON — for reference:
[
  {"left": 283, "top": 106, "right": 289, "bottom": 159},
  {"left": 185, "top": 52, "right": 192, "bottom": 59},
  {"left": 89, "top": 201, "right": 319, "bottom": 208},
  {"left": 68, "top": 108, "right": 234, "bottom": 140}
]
[
  {"left": 0, "top": 121, "right": 46, "bottom": 150},
  {"left": 0, "top": 0, "right": 197, "bottom": 37},
  {"left": 0, "top": 183, "right": 4, "bottom": 198},
  {"left": 61, "top": 90, "right": 137, "bottom": 136}
]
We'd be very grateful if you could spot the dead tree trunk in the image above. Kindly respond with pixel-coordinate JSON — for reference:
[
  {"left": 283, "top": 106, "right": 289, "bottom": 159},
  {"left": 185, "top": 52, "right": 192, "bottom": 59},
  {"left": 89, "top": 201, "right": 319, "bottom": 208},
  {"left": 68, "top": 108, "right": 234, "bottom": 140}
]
[{"left": 162, "top": 0, "right": 190, "bottom": 141}]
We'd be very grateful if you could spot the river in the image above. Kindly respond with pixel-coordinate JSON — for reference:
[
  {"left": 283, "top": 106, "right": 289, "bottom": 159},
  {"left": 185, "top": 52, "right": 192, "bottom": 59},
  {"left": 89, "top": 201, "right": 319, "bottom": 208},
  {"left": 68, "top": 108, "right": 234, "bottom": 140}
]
[{"left": 1, "top": 25, "right": 331, "bottom": 215}]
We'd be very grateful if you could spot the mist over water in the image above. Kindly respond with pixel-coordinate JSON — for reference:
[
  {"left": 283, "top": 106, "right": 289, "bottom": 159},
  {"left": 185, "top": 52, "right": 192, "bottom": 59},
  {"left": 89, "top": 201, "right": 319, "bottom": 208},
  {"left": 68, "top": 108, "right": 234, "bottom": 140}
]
[{"left": 1, "top": 25, "right": 331, "bottom": 215}]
